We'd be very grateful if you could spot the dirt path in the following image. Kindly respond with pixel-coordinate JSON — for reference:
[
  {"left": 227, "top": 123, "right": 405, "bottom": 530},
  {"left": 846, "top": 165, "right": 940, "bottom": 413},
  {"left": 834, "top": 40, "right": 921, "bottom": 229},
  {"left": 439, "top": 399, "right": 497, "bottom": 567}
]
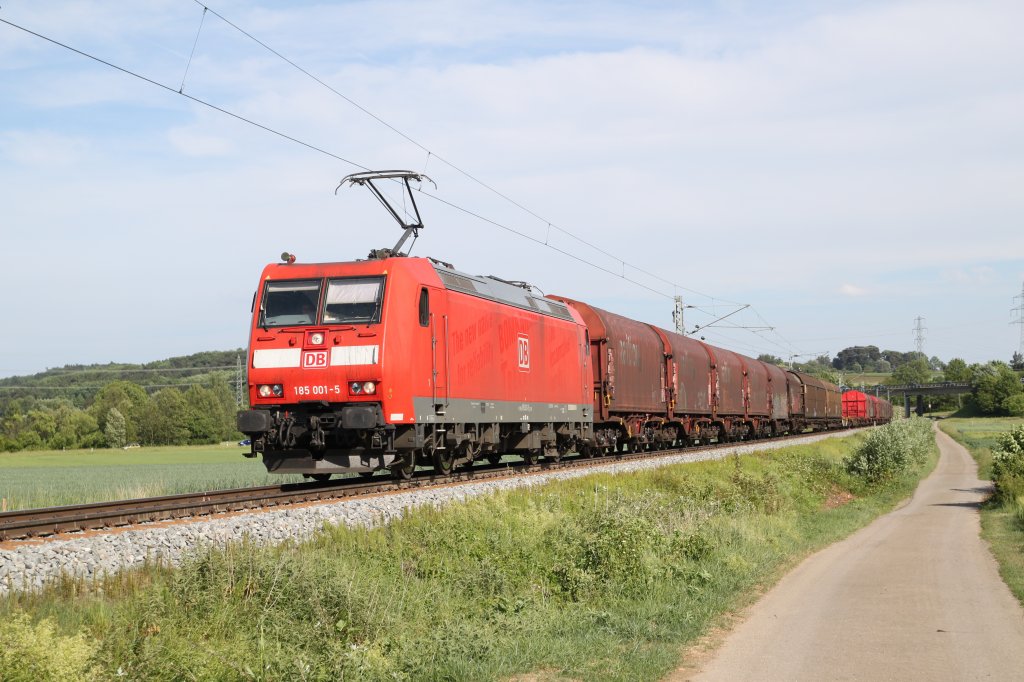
[{"left": 674, "top": 426, "right": 1024, "bottom": 681}]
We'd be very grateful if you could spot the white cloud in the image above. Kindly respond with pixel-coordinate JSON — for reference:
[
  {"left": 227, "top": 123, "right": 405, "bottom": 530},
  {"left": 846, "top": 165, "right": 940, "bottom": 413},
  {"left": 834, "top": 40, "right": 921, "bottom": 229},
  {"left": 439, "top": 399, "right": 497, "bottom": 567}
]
[{"left": 839, "top": 284, "right": 869, "bottom": 297}]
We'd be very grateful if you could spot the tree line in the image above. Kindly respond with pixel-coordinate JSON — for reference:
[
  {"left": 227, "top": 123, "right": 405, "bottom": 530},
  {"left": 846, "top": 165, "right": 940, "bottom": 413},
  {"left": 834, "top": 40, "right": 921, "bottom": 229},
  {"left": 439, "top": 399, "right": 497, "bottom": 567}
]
[{"left": 0, "top": 379, "right": 242, "bottom": 452}]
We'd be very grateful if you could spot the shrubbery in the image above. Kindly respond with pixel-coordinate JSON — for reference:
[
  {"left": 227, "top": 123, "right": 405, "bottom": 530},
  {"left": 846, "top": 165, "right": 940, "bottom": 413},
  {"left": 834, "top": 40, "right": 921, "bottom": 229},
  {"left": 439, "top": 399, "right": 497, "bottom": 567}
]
[
  {"left": 0, "top": 613, "right": 98, "bottom": 681},
  {"left": 844, "top": 418, "right": 933, "bottom": 484},
  {"left": 991, "top": 424, "right": 1024, "bottom": 505}
]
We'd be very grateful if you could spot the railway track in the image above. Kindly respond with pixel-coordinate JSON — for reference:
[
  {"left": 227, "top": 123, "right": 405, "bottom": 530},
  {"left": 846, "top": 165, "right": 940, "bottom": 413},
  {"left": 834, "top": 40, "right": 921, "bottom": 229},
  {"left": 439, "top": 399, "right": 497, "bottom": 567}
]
[{"left": 0, "top": 429, "right": 857, "bottom": 542}]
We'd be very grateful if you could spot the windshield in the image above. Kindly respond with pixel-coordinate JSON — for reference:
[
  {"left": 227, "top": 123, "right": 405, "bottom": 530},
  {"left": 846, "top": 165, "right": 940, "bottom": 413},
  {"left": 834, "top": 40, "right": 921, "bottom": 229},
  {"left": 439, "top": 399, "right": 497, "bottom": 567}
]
[
  {"left": 260, "top": 280, "right": 321, "bottom": 327},
  {"left": 323, "top": 276, "right": 385, "bottom": 324}
]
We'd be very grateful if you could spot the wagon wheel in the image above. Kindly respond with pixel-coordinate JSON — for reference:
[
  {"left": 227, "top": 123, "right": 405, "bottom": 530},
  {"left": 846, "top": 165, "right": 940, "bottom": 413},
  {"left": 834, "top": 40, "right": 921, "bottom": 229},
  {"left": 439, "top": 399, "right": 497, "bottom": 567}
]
[
  {"left": 393, "top": 453, "right": 416, "bottom": 480},
  {"left": 433, "top": 448, "right": 454, "bottom": 475}
]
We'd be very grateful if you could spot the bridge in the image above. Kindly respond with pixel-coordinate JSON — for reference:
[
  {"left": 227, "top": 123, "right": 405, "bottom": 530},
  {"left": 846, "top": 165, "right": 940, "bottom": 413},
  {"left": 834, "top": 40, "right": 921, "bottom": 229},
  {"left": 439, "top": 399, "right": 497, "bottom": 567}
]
[
  {"left": 848, "top": 379, "right": 1024, "bottom": 417},
  {"left": 843, "top": 382, "right": 972, "bottom": 417}
]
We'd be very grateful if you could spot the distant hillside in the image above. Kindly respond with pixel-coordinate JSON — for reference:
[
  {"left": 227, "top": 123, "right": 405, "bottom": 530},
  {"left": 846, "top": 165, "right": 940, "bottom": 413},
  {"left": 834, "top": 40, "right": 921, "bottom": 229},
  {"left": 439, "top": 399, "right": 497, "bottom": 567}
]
[{"left": 0, "top": 350, "right": 245, "bottom": 408}]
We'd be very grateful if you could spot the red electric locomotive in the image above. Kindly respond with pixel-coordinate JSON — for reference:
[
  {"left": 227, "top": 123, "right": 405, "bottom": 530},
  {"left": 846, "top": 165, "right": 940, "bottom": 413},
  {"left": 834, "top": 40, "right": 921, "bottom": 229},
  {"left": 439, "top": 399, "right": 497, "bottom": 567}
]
[{"left": 237, "top": 172, "right": 592, "bottom": 479}]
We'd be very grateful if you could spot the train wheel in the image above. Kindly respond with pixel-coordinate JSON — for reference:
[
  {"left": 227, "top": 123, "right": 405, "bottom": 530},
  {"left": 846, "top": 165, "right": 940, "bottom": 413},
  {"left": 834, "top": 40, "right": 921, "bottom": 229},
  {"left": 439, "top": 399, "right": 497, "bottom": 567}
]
[
  {"left": 545, "top": 448, "right": 561, "bottom": 463},
  {"left": 358, "top": 472, "right": 375, "bottom": 479},
  {"left": 311, "top": 473, "right": 332, "bottom": 482},
  {"left": 393, "top": 455, "right": 415, "bottom": 481},
  {"left": 580, "top": 444, "right": 595, "bottom": 459},
  {"left": 487, "top": 454, "right": 503, "bottom": 466},
  {"left": 523, "top": 449, "right": 540, "bottom": 465},
  {"left": 433, "top": 449, "right": 454, "bottom": 475}
]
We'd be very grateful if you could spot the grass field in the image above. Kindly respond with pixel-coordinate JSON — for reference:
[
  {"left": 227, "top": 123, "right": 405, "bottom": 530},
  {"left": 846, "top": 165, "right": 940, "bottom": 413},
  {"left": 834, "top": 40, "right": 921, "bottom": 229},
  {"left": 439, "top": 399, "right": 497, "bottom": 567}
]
[
  {"left": 938, "top": 417, "right": 1024, "bottom": 606},
  {"left": 1, "top": 423, "right": 938, "bottom": 681},
  {"left": 0, "top": 445, "right": 304, "bottom": 511}
]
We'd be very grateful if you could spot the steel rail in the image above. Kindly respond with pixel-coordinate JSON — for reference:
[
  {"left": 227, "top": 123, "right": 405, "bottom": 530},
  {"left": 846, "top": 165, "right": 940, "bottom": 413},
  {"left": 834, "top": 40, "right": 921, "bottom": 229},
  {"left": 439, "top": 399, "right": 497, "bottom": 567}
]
[{"left": 0, "top": 429, "right": 858, "bottom": 542}]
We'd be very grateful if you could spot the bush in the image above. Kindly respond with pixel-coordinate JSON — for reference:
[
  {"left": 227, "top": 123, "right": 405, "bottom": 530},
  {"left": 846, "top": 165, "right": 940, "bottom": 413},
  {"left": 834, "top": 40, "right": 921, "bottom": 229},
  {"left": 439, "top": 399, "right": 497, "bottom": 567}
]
[
  {"left": 844, "top": 418, "right": 933, "bottom": 484},
  {"left": 991, "top": 425, "right": 1024, "bottom": 504},
  {"left": 0, "top": 612, "right": 98, "bottom": 681},
  {"left": 1004, "top": 394, "right": 1024, "bottom": 418}
]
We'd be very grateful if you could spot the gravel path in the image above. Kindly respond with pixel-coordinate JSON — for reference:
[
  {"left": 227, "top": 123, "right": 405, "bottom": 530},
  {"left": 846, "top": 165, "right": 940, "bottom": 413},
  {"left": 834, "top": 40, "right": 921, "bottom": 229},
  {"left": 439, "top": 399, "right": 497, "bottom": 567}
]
[
  {"left": 677, "top": 425, "right": 1024, "bottom": 681},
  {"left": 0, "top": 431, "right": 855, "bottom": 596}
]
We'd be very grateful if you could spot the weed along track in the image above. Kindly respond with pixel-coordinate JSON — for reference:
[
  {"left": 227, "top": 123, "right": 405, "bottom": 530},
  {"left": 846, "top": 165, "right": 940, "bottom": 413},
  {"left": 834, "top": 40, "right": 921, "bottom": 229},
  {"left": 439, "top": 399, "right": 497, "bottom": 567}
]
[
  {"left": 0, "top": 430, "right": 860, "bottom": 595},
  {"left": 0, "top": 430, "right": 861, "bottom": 543}
]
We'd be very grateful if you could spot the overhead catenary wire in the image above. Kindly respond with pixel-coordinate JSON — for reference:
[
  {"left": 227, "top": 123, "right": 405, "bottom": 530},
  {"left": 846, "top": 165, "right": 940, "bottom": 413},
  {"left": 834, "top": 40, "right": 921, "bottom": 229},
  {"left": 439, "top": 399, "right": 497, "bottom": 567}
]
[
  {"left": 188, "top": 1, "right": 731, "bottom": 305},
  {"left": 1, "top": 10, "right": 807, "bottom": 359}
]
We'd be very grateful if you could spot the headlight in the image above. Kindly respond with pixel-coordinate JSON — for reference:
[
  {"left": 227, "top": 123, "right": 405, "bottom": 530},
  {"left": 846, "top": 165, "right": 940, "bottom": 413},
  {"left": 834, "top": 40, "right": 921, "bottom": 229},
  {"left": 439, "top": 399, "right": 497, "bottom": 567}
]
[
  {"left": 272, "top": 384, "right": 283, "bottom": 397},
  {"left": 310, "top": 332, "right": 324, "bottom": 345},
  {"left": 362, "top": 381, "right": 376, "bottom": 395},
  {"left": 350, "top": 381, "right": 362, "bottom": 394},
  {"left": 258, "top": 385, "right": 272, "bottom": 398}
]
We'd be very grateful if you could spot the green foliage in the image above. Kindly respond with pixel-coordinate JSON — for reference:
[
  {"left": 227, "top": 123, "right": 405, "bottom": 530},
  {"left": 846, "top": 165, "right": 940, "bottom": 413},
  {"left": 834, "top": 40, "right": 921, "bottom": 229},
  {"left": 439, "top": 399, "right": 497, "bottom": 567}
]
[
  {"left": 1012, "top": 352, "right": 1024, "bottom": 372},
  {"left": 0, "top": 612, "right": 99, "bottom": 681},
  {"left": 796, "top": 362, "right": 841, "bottom": 384},
  {"left": 832, "top": 346, "right": 880, "bottom": 370},
  {"left": 1006, "top": 394, "right": 1024, "bottom": 418},
  {"left": 970, "top": 362, "right": 1024, "bottom": 415},
  {"left": 991, "top": 425, "right": 1024, "bottom": 504},
  {"left": 1, "top": 378, "right": 241, "bottom": 452},
  {"left": 943, "top": 357, "right": 971, "bottom": 383},
  {"left": 844, "top": 418, "right": 933, "bottom": 484},
  {"left": 889, "top": 358, "right": 932, "bottom": 386},
  {"left": 104, "top": 407, "right": 127, "bottom": 449},
  {"left": 138, "top": 388, "right": 190, "bottom": 446}
]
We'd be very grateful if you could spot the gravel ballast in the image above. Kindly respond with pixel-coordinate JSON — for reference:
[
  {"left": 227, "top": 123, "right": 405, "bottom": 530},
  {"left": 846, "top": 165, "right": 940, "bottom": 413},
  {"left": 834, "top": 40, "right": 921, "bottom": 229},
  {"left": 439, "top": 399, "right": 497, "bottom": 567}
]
[{"left": 0, "top": 431, "right": 857, "bottom": 596}]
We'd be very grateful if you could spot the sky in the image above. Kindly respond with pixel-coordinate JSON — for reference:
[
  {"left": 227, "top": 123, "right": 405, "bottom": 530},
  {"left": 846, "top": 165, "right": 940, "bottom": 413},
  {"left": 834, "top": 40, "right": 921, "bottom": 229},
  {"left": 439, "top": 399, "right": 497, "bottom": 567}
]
[{"left": 1, "top": 0, "right": 1022, "bottom": 379}]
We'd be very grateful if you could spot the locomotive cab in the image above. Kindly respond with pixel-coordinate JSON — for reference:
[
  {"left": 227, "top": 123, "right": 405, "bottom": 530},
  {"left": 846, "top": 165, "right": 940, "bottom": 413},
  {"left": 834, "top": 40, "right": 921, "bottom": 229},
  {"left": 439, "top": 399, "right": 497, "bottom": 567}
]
[{"left": 237, "top": 256, "right": 444, "bottom": 477}]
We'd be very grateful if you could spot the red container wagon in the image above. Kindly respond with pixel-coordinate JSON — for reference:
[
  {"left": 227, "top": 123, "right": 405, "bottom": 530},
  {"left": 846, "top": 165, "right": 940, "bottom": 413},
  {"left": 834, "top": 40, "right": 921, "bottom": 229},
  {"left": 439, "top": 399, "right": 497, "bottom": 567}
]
[
  {"left": 788, "top": 371, "right": 842, "bottom": 430},
  {"left": 869, "top": 394, "right": 895, "bottom": 423},
  {"left": 554, "top": 297, "right": 789, "bottom": 446},
  {"left": 843, "top": 390, "right": 894, "bottom": 426},
  {"left": 551, "top": 296, "right": 670, "bottom": 450},
  {"left": 764, "top": 362, "right": 791, "bottom": 425},
  {"left": 237, "top": 256, "right": 592, "bottom": 478},
  {"left": 878, "top": 396, "right": 893, "bottom": 421},
  {"left": 842, "top": 390, "right": 870, "bottom": 425}
]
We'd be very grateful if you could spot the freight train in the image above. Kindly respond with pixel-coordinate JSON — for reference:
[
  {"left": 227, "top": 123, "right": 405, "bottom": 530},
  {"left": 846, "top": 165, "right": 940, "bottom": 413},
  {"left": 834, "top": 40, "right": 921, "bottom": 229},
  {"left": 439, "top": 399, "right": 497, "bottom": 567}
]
[{"left": 236, "top": 171, "right": 890, "bottom": 479}]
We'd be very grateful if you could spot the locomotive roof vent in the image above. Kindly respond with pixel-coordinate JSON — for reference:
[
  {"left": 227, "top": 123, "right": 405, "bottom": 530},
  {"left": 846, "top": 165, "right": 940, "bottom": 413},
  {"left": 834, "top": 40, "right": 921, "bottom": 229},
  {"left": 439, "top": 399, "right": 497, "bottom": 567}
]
[{"left": 337, "top": 170, "right": 436, "bottom": 260}]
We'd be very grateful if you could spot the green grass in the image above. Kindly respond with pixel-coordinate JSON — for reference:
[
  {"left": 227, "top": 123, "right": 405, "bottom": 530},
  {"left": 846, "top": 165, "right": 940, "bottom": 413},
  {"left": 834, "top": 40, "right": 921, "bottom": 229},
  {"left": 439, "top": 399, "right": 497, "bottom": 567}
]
[
  {"left": 0, "top": 445, "right": 304, "bottom": 511},
  {"left": 0, "top": 427, "right": 938, "bottom": 681},
  {"left": 939, "top": 417, "right": 1024, "bottom": 606},
  {"left": 938, "top": 417, "right": 1024, "bottom": 480},
  {"left": 843, "top": 371, "right": 891, "bottom": 386}
]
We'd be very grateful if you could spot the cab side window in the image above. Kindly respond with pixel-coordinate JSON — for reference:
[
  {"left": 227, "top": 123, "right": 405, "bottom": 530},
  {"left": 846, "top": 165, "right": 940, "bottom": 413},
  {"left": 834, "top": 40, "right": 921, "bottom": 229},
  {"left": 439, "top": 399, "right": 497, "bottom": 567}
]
[{"left": 418, "top": 288, "right": 429, "bottom": 327}]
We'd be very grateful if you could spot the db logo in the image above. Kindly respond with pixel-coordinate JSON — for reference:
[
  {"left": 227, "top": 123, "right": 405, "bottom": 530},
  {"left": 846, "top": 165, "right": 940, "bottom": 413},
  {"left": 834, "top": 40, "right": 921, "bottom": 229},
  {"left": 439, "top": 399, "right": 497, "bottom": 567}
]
[
  {"left": 517, "top": 334, "right": 530, "bottom": 371},
  {"left": 302, "top": 350, "right": 328, "bottom": 369}
]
